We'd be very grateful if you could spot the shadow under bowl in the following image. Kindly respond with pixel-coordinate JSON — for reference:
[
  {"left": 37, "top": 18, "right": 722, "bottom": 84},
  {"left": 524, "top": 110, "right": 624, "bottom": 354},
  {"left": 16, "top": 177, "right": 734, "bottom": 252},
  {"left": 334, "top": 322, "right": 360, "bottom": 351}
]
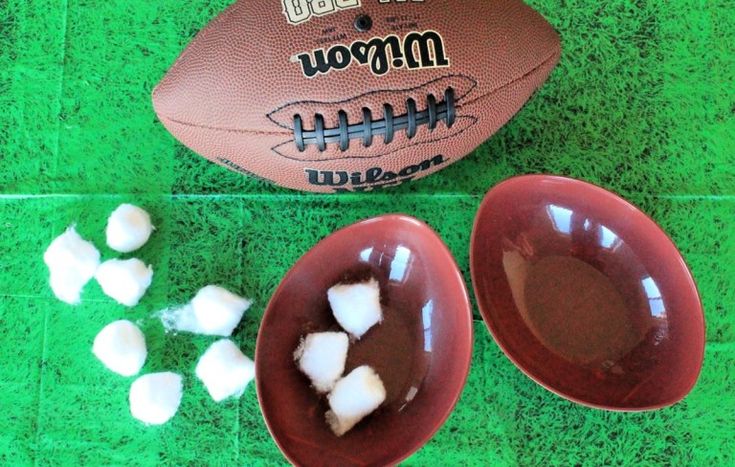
[
  {"left": 470, "top": 175, "right": 705, "bottom": 411},
  {"left": 256, "top": 215, "right": 473, "bottom": 466}
]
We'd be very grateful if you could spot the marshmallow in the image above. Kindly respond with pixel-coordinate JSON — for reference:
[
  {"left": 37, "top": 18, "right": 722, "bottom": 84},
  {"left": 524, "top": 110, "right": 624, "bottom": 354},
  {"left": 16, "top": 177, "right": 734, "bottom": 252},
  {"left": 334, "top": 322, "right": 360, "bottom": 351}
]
[
  {"left": 328, "top": 278, "right": 383, "bottom": 339},
  {"left": 92, "top": 320, "right": 147, "bottom": 377},
  {"left": 294, "top": 332, "right": 349, "bottom": 393},
  {"left": 44, "top": 226, "right": 100, "bottom": 305},
  {"left": 326, "top": 365, "right": 386, "bottom": 436},
  {"left": 95, "top": 258, "right": 153, "bottom": 307},
  {"left": 129, "top": 372, "right": 183, "bottom": 425},
  {"left": 159, "top": 286, "right": 252, "bottom": 336},
  {"left": 195, "top": 339, "right": 255, "bottom": 402},
  {"left": 106, "top": 204, "right": 154, "bottom": 253},
  {"left": 190, "top": 285, "right": 252, "bottom": 336}
]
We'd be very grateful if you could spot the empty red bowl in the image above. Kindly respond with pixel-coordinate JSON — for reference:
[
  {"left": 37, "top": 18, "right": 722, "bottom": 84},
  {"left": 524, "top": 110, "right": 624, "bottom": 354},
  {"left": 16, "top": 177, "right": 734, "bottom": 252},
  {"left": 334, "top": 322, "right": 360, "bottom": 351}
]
[
  {"left": 256, "top": 215, "right": 473, "bottom": 466},
  {"left": 470, "top": 175, "right": 705, "bottom": 410}
]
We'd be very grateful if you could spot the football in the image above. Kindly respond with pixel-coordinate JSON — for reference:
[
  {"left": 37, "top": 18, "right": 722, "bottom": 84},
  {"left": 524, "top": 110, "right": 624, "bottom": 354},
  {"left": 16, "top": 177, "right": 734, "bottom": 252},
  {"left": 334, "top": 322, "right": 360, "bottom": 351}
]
[{"left": 153, "top": 0, "right": 561, "bottom": 193}]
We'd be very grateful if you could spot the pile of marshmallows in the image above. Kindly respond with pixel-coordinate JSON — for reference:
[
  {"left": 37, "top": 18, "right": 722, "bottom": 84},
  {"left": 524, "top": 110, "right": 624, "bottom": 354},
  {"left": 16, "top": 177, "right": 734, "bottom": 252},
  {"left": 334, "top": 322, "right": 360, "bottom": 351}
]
[
  {"left": 43, "top": 204, "right": 255, "bottom": 425},
  {"left": 43, "top": 204, "right": 155, "bottom": 307},
  {"left": 294, "top": 278, "right": 387, "bottom": 436}
]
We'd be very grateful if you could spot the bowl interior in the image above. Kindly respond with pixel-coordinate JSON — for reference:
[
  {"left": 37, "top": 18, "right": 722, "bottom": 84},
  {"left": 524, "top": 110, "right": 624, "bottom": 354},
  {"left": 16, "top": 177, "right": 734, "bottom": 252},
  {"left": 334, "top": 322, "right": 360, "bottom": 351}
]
[
  {"left": 257, "top": 215, "right": 473, "bottom": 466},
  {"left": 471, "top": 176, "right": 705, "bottom": 410}
]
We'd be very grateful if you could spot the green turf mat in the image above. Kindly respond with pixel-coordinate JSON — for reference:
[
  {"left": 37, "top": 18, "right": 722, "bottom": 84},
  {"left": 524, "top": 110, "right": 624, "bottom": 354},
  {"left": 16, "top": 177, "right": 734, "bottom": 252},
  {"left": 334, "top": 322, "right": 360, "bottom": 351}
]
[
  {"left": 0, "top": 0, "right": 733, "bottom": 465},
  {"left": 2, "top": 195, "right": 734, "bottom": 465}
]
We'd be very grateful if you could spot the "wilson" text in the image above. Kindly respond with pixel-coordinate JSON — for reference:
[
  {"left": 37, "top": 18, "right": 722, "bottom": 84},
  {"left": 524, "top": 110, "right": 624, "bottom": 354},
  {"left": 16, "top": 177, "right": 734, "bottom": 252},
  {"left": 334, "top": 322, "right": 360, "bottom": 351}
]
[
  {"left": 305, "top": 154, "right": 447, "bottom": 192},
  {"left": 292, "top": 30, "right": 450, "bottom": 78}
]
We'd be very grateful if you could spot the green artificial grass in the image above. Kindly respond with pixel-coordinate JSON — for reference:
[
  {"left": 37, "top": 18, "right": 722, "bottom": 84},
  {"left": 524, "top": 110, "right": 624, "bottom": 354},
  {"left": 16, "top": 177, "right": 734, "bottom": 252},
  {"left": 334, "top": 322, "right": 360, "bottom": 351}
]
[{"left": 0, "top": 0, "right": 733, "bottom": 465}]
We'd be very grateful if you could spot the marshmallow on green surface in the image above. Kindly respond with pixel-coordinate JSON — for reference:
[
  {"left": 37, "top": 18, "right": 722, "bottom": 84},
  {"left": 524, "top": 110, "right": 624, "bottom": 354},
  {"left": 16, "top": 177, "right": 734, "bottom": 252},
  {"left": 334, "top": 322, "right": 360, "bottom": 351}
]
[
  {"left": 92, "top": 320, "right": 147, "bottom": 377},
  {"left": 95, "top": 258, "right": 153, "bottom": 307},
  {"left": 44, "top": 226, "right": 101, "bottom": 305},
  {"left": 106, "top": 204, "right": 154, "bottom": 253},
  {"left": 129, "top": 372, "right": 183, "bottom": 425},
  {"left": 159, "top": 285, "right": 252, "bottom": 336},
  {"left": 191, "top": 285, "right": 252, "bottom": 336},
  {"left": 196, "top": 339, "right": 255, "bottom": 402}
]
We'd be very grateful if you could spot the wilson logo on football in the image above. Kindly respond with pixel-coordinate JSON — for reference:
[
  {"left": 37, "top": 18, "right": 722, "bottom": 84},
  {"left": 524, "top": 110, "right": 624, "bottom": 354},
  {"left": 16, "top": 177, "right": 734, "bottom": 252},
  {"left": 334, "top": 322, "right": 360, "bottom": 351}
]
[
  {"left": 282, "top": 0, "right": 361, "bottom": 25},
  {"left": 305, "top": 155, "right": 448, "bottom": 192},
  {"left": 292, "top": 30, "right": 450, "bottom": 77}
]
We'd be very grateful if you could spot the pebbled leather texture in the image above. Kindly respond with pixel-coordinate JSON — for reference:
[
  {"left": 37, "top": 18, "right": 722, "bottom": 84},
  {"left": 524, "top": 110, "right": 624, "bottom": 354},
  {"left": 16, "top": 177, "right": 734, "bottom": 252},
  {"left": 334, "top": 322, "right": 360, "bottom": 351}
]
[{"left": 153, "top": 0, "right": 561, "bottom": 193}]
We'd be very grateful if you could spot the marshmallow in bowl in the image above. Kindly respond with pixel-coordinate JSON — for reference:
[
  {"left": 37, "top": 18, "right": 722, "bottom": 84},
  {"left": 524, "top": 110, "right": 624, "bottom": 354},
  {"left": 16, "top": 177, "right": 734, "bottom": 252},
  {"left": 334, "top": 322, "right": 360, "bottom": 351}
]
[
  {"left": 326, "top": 365, "right": 386, "bottom": 436},
  {"left": 44, "top": 226, "right": 101, "bottom": 305},
  {"left": 328, "top": 278, "right": 383, "bottom": 339},
  {"left": 95, "top": 258, "right": 153, "bottom": 307},
  {"left": 294, "top": 332, "right": 349, "bottom": 393},
  {"left": 105, "top": 204, "right": 154, "bottom": 253}
]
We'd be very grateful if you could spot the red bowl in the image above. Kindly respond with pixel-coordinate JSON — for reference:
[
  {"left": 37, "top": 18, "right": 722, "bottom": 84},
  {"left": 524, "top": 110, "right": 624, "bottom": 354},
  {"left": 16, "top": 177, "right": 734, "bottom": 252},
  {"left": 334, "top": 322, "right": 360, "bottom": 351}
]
[
  {"left": 256, "top": 215, "right": 473, "bottom": 466},
  {"left": 470, "top": 175, "right": 705, "bottom": 410}
]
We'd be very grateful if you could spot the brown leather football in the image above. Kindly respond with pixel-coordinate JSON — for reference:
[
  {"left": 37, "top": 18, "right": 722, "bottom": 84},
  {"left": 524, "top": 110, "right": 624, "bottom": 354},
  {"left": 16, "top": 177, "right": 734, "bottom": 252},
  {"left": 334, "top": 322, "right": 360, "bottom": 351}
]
[{"left": 153, "top": 0, "right": 561, "bottom": 193}]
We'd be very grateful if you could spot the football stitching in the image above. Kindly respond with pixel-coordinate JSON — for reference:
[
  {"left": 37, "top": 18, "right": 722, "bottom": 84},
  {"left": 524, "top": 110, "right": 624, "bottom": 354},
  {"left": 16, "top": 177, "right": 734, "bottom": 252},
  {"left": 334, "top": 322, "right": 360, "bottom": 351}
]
[
  {"left": 265, "top": 74, "right": 478, "bottom": 131},
  {"left": 271, "top": 115, "right": 478, "bottom": 162},
  {"left": 267, "top": 51, "right": 560, "bottom": 161}
]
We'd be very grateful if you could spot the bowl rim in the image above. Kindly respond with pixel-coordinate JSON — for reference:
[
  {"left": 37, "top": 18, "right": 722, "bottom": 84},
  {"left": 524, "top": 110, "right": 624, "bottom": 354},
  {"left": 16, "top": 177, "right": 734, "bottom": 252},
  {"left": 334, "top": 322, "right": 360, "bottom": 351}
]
[
  {"left": 469, "top": 174, "right": 706, "bottom": 411},
  {"left": 256, "top": 213, "right": 475, "bottom": 465}
]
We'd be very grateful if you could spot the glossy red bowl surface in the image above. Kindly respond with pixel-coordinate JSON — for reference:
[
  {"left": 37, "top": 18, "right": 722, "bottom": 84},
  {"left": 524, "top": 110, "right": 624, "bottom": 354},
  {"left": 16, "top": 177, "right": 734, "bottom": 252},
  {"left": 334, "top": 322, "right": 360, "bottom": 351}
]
[
  {"left": 471, "top": 175, "right": 705, "bottom": 410},
  {"left": 256, "top": 215, "right": 473, "bottom": 466}
]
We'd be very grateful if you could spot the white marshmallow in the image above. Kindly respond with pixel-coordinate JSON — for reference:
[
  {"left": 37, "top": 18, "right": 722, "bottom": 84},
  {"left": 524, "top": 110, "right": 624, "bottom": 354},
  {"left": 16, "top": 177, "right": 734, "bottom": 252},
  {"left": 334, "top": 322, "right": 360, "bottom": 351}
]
[
  {"left": 44, "top": 226, "right": 100, "bottom": 305},
  {"left": 327, "top": 278, "right": 383, "bottom": 339},
  {"left": 326, "top": 365, "right": 386, "bottom": 436},
  {"left": 106, "top": 204, "right": 154, "bottom": 253},
  {"left": 95, "top": 258, "right": 153, "bottom": 307},
  {"left": 190, "top": 285, "right": 252, "bottom": 336},
  {"left": 92, "top": 320, "right": 147, "bottom": 377},
  {"left": 129, "top": 372, "right": 183, "bottom": 425},
  {"left": 294, "top": 332, "right": 349, "bottom": 393},
  {"left": 195, "top": 339, "right": 255, "bottom": 402}
]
